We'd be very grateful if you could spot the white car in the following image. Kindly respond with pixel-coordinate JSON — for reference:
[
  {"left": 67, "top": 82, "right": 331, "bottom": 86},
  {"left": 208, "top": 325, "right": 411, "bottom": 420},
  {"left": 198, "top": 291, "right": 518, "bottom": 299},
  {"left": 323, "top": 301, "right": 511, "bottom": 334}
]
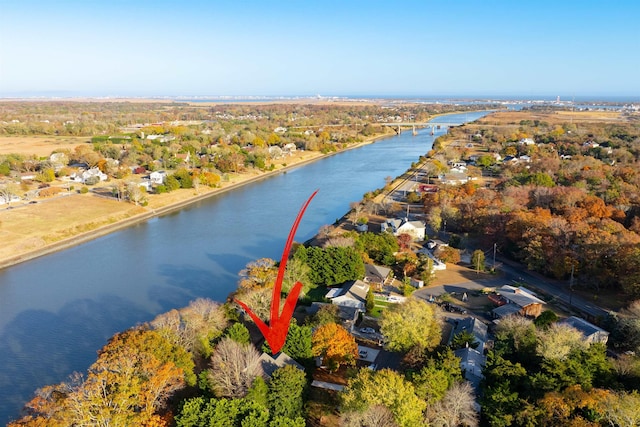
[
  {"left": 359, "top": 327, "right": 375, "bottom": 334},
  {"left": 359, "top": 349, "right": 368, "bottom": 358}
]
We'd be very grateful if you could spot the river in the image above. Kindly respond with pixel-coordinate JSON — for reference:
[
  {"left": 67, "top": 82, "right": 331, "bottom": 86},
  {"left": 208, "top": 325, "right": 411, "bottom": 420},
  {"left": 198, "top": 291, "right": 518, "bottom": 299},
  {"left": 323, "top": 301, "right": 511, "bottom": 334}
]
[{"left": 0, "top": 111, "right": 488, "bottom": 423}]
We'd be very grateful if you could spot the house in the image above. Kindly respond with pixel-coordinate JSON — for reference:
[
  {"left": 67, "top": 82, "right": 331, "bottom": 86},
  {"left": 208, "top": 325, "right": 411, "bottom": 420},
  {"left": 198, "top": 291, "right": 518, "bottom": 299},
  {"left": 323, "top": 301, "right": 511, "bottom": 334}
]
[
  {"left": 452, "top": 317, "right": 488, "bottom": 353},
  {"left": 69, "top": 167, "right": 107, "bottom": 184},
  {"left": 364, "top": 264, "right": 392, "bottom": 289},
  {"left": 559, "top": 316, "right": 609, "bottom": 344},
  {"left": 283, "top": 143, "right": 297, "bottom": 155},
  {"left": 441, "top": 172, "right": 474, "bottom": 186},
  {"left": 175, "top": 152, "right": 191, "bottom": 164},
  {"left": 274, "top": 126, "right": 288, "bottom": 134},
  {"left": 519, "top": 138, "right": 536, "bottom": 145},
  {"left": 138, "top": 179, "right": 153, "bottom": 192},
  {"left": 454, "top": 346, "right": 485, "bottom": 388},
  {"left": 491, "top": 285, "right": 544, "bottom": 318},
  {"left": 149, "top": 170, "right": 167, "bottom": 184},
  {"left": 381, "top": 218, "right": 426, "bottom": 240},
  {"left": 416, "top": 248, "right": 447, "bottom": 270},
  {"left": 325, "top": 280, "right": 370, "bottom": 311},
  {"left": 19, "top": 172, "right": 36, "bottom": 181},
  {"left": 257, "top": 352, "right": 304, "bottom": 378}
]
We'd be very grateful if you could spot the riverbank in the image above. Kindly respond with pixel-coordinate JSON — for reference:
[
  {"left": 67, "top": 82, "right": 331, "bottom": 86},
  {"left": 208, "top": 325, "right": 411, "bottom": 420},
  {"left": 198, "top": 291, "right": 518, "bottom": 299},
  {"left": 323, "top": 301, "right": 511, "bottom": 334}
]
[{"left": 0, "top": 132, "right": 396, "bottom": 271}]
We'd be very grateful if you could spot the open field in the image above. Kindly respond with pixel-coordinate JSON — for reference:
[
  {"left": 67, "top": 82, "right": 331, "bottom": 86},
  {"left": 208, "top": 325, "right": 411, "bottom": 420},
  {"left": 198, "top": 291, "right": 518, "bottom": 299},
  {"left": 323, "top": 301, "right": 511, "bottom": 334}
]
[
  {"left": 475, "top": 109, "right": 626, "bottom": 126},
  {"left": 0, "top": 135, "right": 89, "bottom": 157},
  {"left": 0, "top": 194, "right": 146, "bottom": 265}
]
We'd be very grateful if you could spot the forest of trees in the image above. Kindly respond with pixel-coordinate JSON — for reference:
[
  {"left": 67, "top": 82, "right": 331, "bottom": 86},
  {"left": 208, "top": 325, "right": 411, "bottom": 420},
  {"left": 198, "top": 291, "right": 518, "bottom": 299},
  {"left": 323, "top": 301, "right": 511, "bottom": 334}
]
[{"left": 421, "top": 114, "right": 640, "bottom": 299}]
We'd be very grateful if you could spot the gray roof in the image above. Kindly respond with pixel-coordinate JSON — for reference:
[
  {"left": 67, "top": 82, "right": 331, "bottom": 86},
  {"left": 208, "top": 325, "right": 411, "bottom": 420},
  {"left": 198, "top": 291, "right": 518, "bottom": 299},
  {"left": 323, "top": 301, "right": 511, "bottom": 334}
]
[
  {"left": 492, "top": 303, "right": 523, "bottom": 318},
  {"left": 559, "top": 316, "right": 609, "bottom": 338},
  {"left": 258, "top": 352, "right": 304, "bottom": 377},
  {"left": 453, "top": 317, "right": 488, "bottom": 344},
  {"left": 365, "top": 264, "right": 392, "bottom": 283}
]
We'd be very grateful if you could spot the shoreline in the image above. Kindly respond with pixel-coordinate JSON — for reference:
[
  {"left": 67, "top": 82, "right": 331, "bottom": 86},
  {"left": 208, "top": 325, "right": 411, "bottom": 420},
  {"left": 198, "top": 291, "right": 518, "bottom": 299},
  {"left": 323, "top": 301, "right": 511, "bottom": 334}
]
[
  {"left": 0, "top": 132, "right": 395, "bottom": 271},
  {"left": 0, "top": 109, "right": 477, "bottom": 271}
]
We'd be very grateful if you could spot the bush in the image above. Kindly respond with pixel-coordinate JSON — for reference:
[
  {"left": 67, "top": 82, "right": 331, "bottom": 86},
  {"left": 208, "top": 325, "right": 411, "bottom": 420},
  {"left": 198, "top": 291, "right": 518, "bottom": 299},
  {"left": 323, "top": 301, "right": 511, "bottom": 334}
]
[{"left": 80, "top": 186, "right": 89, "bottom": 194}]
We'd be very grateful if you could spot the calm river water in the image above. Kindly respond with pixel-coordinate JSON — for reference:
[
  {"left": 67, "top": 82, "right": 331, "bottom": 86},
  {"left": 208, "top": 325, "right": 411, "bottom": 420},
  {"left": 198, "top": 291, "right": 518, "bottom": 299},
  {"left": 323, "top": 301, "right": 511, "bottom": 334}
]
[{"left": 0, "top": 111, "right": 488, "bottom": 423}]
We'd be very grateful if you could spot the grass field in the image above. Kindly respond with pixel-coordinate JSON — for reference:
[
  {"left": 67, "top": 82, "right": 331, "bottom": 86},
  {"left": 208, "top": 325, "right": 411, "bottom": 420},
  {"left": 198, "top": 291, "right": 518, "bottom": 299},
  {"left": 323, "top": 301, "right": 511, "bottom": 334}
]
[
  {"left": 0, "top": 135, "right": 89, "bottom": 157},
  {"left": 475, "top": 110, "right": 625, "bottom": 127},
  {"left": 0, "top": 194, "right": 146, "bottom": 265}
]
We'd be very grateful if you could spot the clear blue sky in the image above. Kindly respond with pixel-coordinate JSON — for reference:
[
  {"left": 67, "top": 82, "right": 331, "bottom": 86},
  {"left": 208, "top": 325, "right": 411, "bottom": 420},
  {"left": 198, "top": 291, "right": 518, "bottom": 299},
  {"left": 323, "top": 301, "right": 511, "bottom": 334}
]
[{"left": 1, "top": 0, "right": 639, "bottom": 99}]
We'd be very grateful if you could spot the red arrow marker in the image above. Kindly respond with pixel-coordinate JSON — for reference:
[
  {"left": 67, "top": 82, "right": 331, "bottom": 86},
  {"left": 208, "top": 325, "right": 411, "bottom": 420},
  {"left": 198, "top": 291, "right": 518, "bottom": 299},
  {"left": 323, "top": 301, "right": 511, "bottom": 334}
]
[{"left": 235, "top": 190, "right": 318, "bottom": 354}]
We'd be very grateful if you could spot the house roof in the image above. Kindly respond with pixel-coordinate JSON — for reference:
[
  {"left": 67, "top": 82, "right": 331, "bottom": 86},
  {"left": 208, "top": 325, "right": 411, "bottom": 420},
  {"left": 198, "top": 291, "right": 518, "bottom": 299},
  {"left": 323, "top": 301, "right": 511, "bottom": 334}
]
[
  {"left": 325, "top": 280, "right": 370, "bottom": 309},
  {"left": 365, "top": 264, "right": 391, "bottom": 283},
  {"left": 258, "top": 352, "right": 304, "bottom": 378},
  {"left": 454, "top": 346, "right": 486, "bottom": 368},
  {"left": 496, "top": 285, "right": 545, "bottom": 307},
  {"left": 492, "top": 303, "right": 523, "bottom": 318},
  {"left": 559, "top": 316, "right": 609, "bottom": 338},
  {"left": 453, "top": 317, "right": 488, "bottom": 344}
]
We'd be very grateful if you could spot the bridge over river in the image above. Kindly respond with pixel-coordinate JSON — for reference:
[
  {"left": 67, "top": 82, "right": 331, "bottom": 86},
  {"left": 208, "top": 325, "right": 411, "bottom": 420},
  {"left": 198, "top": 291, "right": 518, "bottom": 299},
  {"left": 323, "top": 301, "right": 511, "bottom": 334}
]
[{"left": 380, "top": 122, "right": 463, "bottom": 134}]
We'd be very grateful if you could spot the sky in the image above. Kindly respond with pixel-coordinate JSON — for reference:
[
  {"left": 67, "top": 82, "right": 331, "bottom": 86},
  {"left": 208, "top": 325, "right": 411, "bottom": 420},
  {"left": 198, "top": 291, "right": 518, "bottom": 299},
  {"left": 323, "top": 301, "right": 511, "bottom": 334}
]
[{"left": 1, "top": 0, "right": 639, "bottom": 99}]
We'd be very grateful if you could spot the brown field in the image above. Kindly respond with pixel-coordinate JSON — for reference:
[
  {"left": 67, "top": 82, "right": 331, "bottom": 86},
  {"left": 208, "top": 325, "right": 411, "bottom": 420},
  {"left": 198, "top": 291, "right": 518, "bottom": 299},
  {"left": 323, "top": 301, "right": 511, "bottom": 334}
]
[
  {"left": 0, "top": 135, "right": 90, "bottom": 157},
  {"left": 0, "top": 194, "right": 147, "bottom": 266},
  {"left": 475, "top": 110, "right": 626, "bottom": 126}
]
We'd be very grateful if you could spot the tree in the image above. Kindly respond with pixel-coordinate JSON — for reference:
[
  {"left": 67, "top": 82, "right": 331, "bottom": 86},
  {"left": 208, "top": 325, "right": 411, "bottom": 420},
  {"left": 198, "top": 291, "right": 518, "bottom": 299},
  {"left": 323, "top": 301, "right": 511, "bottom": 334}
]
[
  {"left": 534, "top": 310, "right": 558, "bottom": 329},
  {"left": 312, "top": 322, "right": 358, "bottom": 371},
  {"left": 603, "top": 390, "right": 640, "bottom": 427},
  {"left": 536, "top": 323, "right": 587, "bottom": 361},
  {"left": 341, "top": 405, "right": 398, "bottom": 427},
  {"left": 238, "top": 258, "right": 277, "bottom": 290},
  {"left": 451, "top": 331, "right": 479, "bottom": 350},
  {"left": 380, "top": 299, "right": 442, "bottom": 352},
  {"left": 280, "top": 320, "right": 313, "bottom": 362},
  {"left": 175, "top": 397, "right": 269, "bottom": 427},
  {"left": 366, "top": 287, "right": 375, "bottom": 313},
  {"left": 225, "top": 322, "right": 250, "bottom": 344},
  {"left": 208, "top": 338, "right": 264, "bottom": 398},
  {"left": 310, "top": 304, "right": 340, "bottom": 326},
  {"left": 471, "top": 249, "right": 485, "bottom": 272},
  {"left": 150, "top": 298, "right": 228, "bottom": 357},
  {"left": 268, "top": 365, "right": 307, "bottom": 420},
  {"left": 295, "top": 246, "right": 364, "bottom": 287},
  {"left": 424, "top": 382, "right": 479, "bottom": 427},
  {"left": 340, "top": 368, "right": 426, "bottom": 427}
]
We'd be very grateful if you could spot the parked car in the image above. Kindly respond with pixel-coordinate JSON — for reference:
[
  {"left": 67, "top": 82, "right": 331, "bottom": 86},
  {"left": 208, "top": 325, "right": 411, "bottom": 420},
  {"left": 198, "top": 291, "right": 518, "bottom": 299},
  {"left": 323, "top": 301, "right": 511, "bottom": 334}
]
[
  {"left": 359, "top": 349, "right": 368, "bottom": 358},
  {"left": 359, "top": 327, "right": 375, "bottom": 334},
  {"left": 443, "top": 302, "right": 467, "bottom": 314}
]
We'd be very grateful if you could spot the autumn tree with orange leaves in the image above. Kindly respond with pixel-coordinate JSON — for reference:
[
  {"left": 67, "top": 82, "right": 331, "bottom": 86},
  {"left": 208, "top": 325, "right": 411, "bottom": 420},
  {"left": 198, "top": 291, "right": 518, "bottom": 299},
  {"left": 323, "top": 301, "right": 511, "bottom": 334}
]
[{"left": 312, "top": 322, "right": 358, "bottom": 371}]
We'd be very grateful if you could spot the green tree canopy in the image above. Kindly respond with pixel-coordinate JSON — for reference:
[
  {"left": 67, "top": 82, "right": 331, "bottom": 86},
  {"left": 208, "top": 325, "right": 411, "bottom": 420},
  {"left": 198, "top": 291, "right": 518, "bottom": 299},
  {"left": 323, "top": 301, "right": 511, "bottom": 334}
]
[
  {"left": 340, "top": 368, "right": 426, "bottom": 427},
  {"left": 380, "top": 298, "right": 442, "bottom": 352},
  {"left": 295, "top": 245, "right": 365, "bottom": 287}
]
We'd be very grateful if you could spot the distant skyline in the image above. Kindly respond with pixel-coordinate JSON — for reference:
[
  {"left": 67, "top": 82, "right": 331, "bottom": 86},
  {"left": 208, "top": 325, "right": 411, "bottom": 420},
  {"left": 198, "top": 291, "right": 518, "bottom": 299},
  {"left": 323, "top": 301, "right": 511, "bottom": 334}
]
[{"left": 1, "top": 0, "right": 639, "bottom": 100}]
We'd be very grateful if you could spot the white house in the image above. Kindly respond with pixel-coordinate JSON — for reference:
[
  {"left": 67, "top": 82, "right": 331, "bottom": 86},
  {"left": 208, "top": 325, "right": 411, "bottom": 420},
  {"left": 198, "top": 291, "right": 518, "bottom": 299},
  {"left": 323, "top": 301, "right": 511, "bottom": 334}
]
[
  {"left": 381, "top": 218, "right": 426, "bottom": 240},
  {"left": 149, "top": 171, "right": 167, "bottom": 184},
  {"left": 70, "top": 167, "right": 107, "bottom": 184},
  {"left": 325, "top": 280, "right": 370, "bottom": 311}
]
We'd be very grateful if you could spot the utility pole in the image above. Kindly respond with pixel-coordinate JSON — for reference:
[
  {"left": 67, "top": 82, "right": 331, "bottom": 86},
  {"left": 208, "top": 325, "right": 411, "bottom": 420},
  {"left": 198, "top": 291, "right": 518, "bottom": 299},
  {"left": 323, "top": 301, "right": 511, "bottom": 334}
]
[{"left": 493, "top": 242, "right": 497, "bottom": 271}]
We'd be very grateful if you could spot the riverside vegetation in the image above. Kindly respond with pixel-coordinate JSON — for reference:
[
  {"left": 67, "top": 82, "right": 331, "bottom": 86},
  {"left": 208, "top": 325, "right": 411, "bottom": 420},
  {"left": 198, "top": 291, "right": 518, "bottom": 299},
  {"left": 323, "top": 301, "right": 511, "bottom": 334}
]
[{"left": 6, "top": 103, "right": 640, "bottom": 426}]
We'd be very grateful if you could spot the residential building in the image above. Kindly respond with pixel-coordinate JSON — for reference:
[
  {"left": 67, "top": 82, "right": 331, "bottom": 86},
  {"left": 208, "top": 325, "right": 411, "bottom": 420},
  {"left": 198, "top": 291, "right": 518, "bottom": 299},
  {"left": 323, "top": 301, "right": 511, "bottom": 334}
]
[{"left": 559, "top": 316, "right": 609, "bottom": 344}]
